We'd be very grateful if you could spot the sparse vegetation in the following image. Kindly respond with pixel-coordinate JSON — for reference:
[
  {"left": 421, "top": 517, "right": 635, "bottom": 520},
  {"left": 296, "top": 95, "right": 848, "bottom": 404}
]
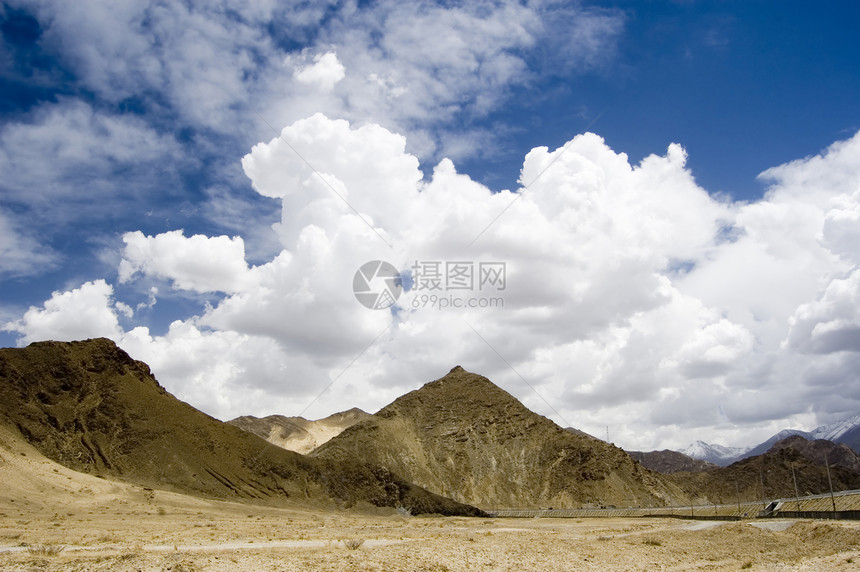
[
  {"left": 643, "top": 537, "right": 662, "bottom": 546},
  {"left": 343, "top": 537, "right": 365, "bottom": 550},
  {"left": 741, "top": 561, "right": 753, "bottom": 569},
  {"left": 26, "top": 543, "right": 65, "bottom": 556}
]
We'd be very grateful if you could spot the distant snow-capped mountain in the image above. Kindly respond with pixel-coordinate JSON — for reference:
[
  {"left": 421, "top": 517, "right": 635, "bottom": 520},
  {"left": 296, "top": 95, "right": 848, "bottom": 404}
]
[
  {"left": 680, "top": 441, "right": 746, "bottom": 466},
  {"left": 682, "top": 412, "right": 860, "bottom": 467},
  {"left": 811, "top": 412, "right": 860, "bottom": 443}
]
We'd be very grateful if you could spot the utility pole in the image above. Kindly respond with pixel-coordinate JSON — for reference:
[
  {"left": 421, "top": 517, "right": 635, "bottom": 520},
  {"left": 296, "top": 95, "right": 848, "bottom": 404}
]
[
  {"left": 791, "top": 464, "right": 800, "bottom": 512},
  {"left": 759, "top": 457, "right": 767, "bottom": 509},
  {"left": 825, "top": 452, "right": 837, "bottom": 514},
  {"left": 735, "top": 481, "right": 741, "bottom": 515}
]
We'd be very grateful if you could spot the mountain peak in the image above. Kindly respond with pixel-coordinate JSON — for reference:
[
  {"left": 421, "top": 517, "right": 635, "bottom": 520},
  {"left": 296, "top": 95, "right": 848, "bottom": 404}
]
[
  {"left": 376, "top": 367, "right": 529, "bottom": 424},
  {"left": 316, "top": 368, "right": 684, "bottom": 509}
]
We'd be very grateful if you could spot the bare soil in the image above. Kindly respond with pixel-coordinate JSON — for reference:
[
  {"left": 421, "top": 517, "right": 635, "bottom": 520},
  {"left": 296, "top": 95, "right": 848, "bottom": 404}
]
[{"left": 3, "top": 485, "right": 859, "bottom": 571}]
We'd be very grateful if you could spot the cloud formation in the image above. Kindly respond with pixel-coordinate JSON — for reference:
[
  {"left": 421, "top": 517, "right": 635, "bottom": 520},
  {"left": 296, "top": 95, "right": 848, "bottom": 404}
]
[
  {"left": 3, "top": 1, "right": 859, "bottom": 453},
  {"left": 7, "top": 112, "right": 860, "bottom": 451}
]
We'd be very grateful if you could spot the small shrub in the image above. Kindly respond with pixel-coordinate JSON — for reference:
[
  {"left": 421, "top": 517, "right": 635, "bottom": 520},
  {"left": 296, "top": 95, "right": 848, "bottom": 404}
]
[
  {"left": 741, "top": 561, "right": 753, "bottom": 569},
  {"left": 597, "top": 535, "right": 612, "bottom": 541},
  {"left": 643, "top": 537, "right": 662, "bottom": 546},
  {"left": 343, "top": 538, "right": 365, "bottom": 550},
  {"left": 26, "top": 544, "right": 65, "bottom": 556}
]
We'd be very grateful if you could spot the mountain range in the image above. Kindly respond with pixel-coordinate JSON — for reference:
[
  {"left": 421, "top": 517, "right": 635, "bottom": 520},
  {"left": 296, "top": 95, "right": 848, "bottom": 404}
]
[
  {"left": 0, "top": 339, "right": 482, "bottom": 516},
  {"left": 681, "top": 413, "right": 860, "bottom": 466},
  {"left": 2, "top": 338, "right": 858, "bottom": 518},
  {"left": 667, "top": 435, "right": 860, "bottom": 506}
]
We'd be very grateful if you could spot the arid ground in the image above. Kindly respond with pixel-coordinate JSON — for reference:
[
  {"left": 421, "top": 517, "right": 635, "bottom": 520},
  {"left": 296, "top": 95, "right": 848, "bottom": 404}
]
[
  {"left": 2, "top": 423, "right": 860, "bottom": 571},
  {"left": 2, "top": 345, "right": 860, "bottom": 571},
  {"left": 3, "top": 487, "right": 860, "bottom": 571}
]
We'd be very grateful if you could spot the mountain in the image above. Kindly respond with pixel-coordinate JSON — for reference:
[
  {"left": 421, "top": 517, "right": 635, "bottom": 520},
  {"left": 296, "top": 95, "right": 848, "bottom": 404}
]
[
  {"left": 769, "top": 435, "right": 860, "bottom": 474},
  {"left": 739, "top": 429, "right": 812, "bottom": 461},
  {"left": 681, "top": 412, "right": 860, "bottom": 466},
  {"left": 229, "top": 408, "right": 371, "bottom": 454},
  {"left": 810, "top": 413, "right": 860, "bottom": 452},
  {"left": 312, "top": 366, "right": 686, "bottom": 509},
  {"left": 0, "top": 339, "right": 483, "bottom": 516},
  {"left": 627, "top": 449, "right": 718, "bottom": 474},
  {"left": 834, "top": 424, "right": 860, "bottom": 454},
  {"left": 680, "top": 441, "right": 747, "bottom": 466},
  {"left": 670, "top": 437, "right": 860, "bottom": 505}
]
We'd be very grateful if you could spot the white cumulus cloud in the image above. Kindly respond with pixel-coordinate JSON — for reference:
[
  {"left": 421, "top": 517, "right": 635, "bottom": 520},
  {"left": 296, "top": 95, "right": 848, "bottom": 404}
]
[
  {"left": 7, "top": 116, "right": 860, "bottom": 452},
  {"left": 5, "top": 280, "right": 122, "bottom": 345},
  {"left": 293, "top": 52, "right": 345, "bottom": 92},
  {"left": 119, "top": 230, "right": 250, "bottom": 294}
]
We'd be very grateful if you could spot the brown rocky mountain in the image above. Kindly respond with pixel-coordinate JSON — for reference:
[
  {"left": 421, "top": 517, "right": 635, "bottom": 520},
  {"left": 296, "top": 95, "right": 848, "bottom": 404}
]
[
  {"left": 0, "top": 339, "right": 483, "bottom": 516},
  {"left": 769, "top": 435, "right": 860, "bottom": 473},
  {"left": 628, "top": 449, "right": 718, "bottom": 474},
  {"left": 229, "top": 408, "right": 371, "bottom": 454},
  {"left": 312, "top": 366, "right": 687, "bottom": 510},
  {"left": 669, "top": 436, "right": 860, "bottom": 505}
]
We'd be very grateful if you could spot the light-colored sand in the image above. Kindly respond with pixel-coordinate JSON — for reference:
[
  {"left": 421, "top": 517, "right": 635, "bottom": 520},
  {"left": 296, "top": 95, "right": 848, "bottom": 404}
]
[
  {"left": 2, "top": 426, "right": 860, "bottom": 571},
  {"left": 748, "top": 520, "right": 798, "bottom": 532}
]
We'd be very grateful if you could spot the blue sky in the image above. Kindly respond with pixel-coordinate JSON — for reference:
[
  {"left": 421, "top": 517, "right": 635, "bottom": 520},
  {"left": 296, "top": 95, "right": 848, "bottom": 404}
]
[
  {"left": 465, "top": 0, "right": 860, "bottom": 199},
  {"left": 1, "top": 1, "right": 859, "bottom": 451}
]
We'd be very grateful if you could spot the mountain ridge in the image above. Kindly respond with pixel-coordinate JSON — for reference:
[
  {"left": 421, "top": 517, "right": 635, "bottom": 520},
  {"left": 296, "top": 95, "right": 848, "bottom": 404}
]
[
  {"left": 0, "top": 339, "right": 483, "bottom": 516},
  {"left": 669, "top": 435, "right": 860, "bottom": 504},
  {"left": 313, "top": 365, "right": 687, "bottom": 509},
  {"left": 229, "top": 408, "right": 371, "bottom": 454},
  {"left": 682, "top": 413, "right": 860, "bottom": 466}
]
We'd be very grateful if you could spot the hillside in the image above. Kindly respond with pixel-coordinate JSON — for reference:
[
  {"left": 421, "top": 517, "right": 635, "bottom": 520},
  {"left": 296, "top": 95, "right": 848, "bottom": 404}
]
[
  {"left": 669, "top": 436, "right": 860, "bottom": 505},
  {"left": 769, "top": 435, "right": 860, "bottom": 473},
  {"left": 229, "top": 408, "right": 370, "bottom": 454},
  {"left": 0, "top": 339, "right": 483, "bottom": 516},
  {"left": 628, "top": 449, "right": 718, "bottom": 474},
  {"left": 312, "top": 366, "right": 686, "bottom": 510}
]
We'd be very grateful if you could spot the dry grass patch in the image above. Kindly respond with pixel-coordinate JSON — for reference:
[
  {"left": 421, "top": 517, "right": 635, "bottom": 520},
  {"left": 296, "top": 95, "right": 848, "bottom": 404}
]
[
  {"left": 26, "top": 543, "right": 65, "bottom": 556},
  {"left": 343, "top": 537, "right": 365, "bottom": 550}
]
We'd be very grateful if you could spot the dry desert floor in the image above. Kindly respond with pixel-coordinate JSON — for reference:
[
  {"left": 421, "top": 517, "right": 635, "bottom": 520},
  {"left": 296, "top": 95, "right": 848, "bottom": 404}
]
[
  {"left": 2, "top": 428, "right": 860, "bottom": 571},
  {"left": 3, "top": 497, "right": 860, "bottom": 571}
]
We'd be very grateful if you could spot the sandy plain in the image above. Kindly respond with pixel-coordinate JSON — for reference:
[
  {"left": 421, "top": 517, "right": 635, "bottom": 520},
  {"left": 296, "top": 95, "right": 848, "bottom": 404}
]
[
  {"left": 2, "top": 426, "right": 860, "bottom": 571},
  {"left": 3, "top": 487, "right": 860, "bottom": 571}
]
